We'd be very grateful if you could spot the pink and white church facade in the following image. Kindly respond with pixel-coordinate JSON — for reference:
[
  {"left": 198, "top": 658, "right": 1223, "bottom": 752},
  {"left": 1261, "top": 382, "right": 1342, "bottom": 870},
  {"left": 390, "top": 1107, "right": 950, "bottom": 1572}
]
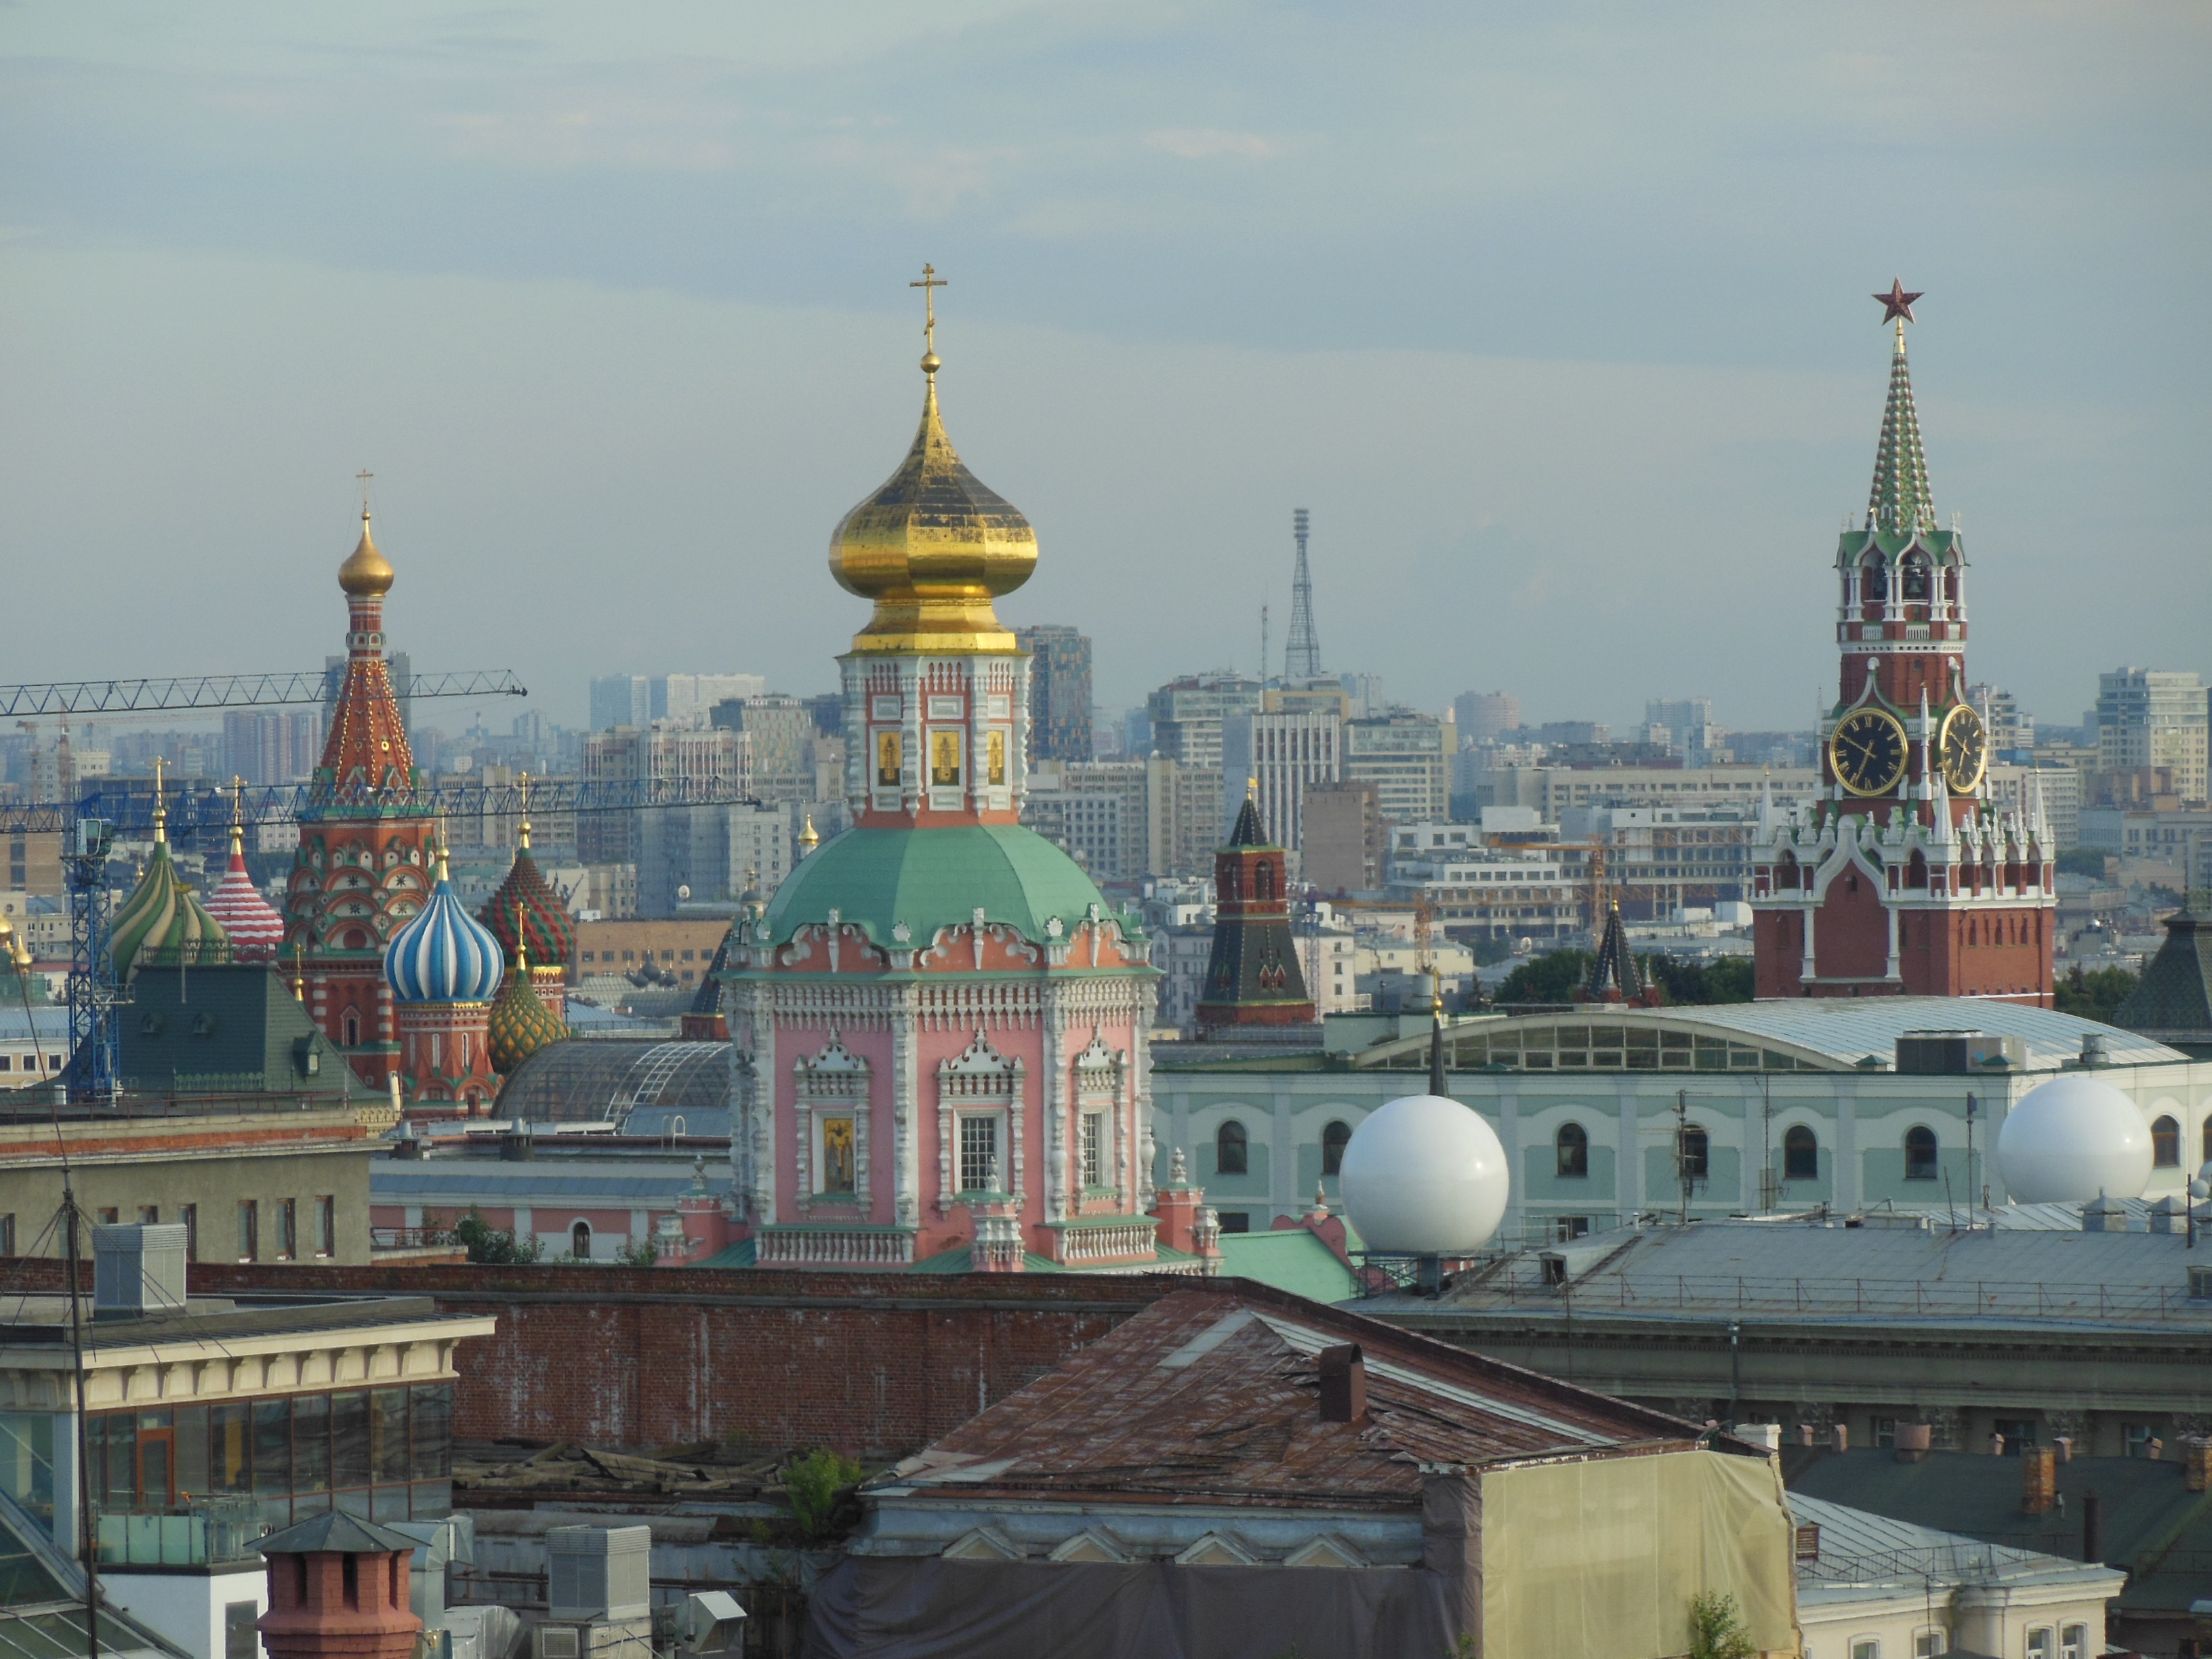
[{"left": 720, "top": 307, "right": 1206, "bottom": 1273}]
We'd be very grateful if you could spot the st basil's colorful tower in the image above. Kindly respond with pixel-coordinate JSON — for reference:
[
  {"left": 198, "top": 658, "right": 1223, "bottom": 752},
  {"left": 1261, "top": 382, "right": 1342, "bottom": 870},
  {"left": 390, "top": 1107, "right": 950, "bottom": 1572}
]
[
  {"left": 283, "top": 505, "right": 443, "bottom": 1084},
  {"left": 384, "top": 848, "right": 503, "bottom": 1110},
  {"left": 479, "top": 791, "right": 575, "bottom": 1025},
  {"left": 722, "top": 272, "right": 1168, "bottom": 1271},
  {"left": 1750, "top": 286, "right": 2054, "bottom": 1004}
]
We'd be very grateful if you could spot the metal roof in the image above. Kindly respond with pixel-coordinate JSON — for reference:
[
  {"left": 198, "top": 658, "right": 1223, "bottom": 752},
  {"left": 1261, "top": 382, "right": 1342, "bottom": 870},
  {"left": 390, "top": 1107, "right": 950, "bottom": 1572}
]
[
  {"left": 373, "top": 1164, "right": 702, "bottom": 1203},
  {"left": 496, "top": 1038, "right": 729, "bottom": 1125},
  {"left": 1788, "top": 1493, "right": 2121, "bottom": 1597},
  {"left": 1355, "top": 996, "right": 2186, "bottom": 1073},
  {"left": 1426, "top": 1214, "right": 2212, "bottom": 1331}
]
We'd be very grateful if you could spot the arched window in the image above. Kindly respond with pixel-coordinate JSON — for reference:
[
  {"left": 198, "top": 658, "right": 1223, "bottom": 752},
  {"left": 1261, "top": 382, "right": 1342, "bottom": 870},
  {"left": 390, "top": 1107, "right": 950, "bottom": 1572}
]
[
  {"left": 1677, "top": 1126, "right": 1709, "bottom": 1181},
  {"left": 1904, "top": 1126, "right": 1938, "bottom": 1181},
  {"left": 1216, "top": 1120, "right": 1248, "bottom": 1176},
  {"left": 569, "top": 1220, "right": 592, "bottom": 1258},
  {"left": 1556, "top": 1122, "right": 1589, "bottom": 1179},
  {"left": 2203, "top": 1117, "right": 2212, "bottom": 1169},
  {"left": 2152, "top": 1115, "right": 2181, "bottom": 1168},
  {"left": 1906, "top": 850, "right": 1927, "bottom": 890},
  {"left": 1783, "top": 1125, "right": 1818, "bottom": 1181},
  {"left": 1255, "top": 860, "right": 1276, "bottom": 900},
  {"left": 1321, "top": 1120, "right": 1351, "bottom": 1177},
  {"left": 1859, "top": 558, "right": 1888, "bottom": 604},
  {"left": 343, "top": 1011, "right": 360, "bottom": 1048},
  {"left": 1900, "top": 552, "right": 1931, "bottom": 600}
]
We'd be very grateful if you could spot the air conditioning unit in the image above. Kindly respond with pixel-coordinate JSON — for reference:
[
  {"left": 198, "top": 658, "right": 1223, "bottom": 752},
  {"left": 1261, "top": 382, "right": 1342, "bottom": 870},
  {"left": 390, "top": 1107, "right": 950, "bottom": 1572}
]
[
  {"left": 92, "top": 1224, "right": 189, "bottom": 1317},
  {"left": 547, "top": 1526, "right": 651, "bottom": 1623}
]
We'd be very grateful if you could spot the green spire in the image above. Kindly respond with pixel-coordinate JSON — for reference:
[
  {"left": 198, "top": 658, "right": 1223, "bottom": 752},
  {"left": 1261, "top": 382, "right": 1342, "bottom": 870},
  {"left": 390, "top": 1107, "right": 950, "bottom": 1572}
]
[{"left": 1866, "top": 325, "right": 1936, "bottom": 535}]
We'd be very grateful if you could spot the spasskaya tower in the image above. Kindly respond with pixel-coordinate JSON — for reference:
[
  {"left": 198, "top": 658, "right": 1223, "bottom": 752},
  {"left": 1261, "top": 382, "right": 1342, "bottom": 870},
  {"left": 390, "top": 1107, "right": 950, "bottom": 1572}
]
[{"left": 1750, "top": 285, "right": 2055, "bottom": 1005}]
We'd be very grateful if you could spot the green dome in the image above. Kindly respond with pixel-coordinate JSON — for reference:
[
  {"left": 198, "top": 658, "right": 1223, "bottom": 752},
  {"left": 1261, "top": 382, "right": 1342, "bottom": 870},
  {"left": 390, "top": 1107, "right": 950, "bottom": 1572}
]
[
  {"left": 762, "top": 825, "right": 1116, "bottom": 951},
  {"left": 488, "top": 959, "right": 568, "bottom": 1076},
  {"left": 110, "top": 842, "right": 228, "bottom": 979}
]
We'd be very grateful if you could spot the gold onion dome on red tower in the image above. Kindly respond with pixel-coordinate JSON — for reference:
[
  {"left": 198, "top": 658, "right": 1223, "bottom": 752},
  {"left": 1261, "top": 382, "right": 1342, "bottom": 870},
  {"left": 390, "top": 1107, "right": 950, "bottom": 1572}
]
[
  {"left": 337, "top": 506, "right": 395, "bottom": 597},
  {"left": 827, "top": 270, "right": 1036, "bottom": 654}
]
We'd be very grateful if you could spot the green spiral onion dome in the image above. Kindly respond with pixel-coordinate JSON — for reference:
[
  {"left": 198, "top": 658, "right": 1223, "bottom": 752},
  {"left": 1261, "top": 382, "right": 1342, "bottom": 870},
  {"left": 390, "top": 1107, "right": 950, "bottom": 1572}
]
[
  {"left": 110, "top": 834, "right": 228, "bottom": 979},
  {"left": 487, "top": 941, "right": 568, "bottom": 1075}
]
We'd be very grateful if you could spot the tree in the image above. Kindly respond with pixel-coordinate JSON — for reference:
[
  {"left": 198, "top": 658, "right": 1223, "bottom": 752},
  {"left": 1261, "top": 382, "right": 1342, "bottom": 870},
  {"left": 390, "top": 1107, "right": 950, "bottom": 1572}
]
[
  {"left": 1639, "top": 953, "right": 1755, "bottom": 1006},
  {"left": 1494, "top": 949, "right": 1593, "bottom": 1006},
  {"left": 1687, "top": 1591, "right": 1755, "bottom": 1659},
  {"left": 2055, "top": 848, "right": 2110, "bottom": 880},
  {"left": 783, "top": 1448, "right": 863, "bottom": 1539},
  {"left": 449, "top": 1208, "right": 542, "bottom": 1265},
  {"left": 2054, "top": 964, "right": 2137, "bottom": 1025}
]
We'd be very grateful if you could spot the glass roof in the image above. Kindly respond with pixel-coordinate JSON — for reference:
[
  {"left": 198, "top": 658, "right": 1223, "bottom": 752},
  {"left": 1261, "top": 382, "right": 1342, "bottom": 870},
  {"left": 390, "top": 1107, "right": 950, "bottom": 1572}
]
[
  {"left": 495, "top": 1039, "right": 730, "bottom": 1124},
  {"left": 1355, "top": 997, "right": 2186, "bottom": 1074}
]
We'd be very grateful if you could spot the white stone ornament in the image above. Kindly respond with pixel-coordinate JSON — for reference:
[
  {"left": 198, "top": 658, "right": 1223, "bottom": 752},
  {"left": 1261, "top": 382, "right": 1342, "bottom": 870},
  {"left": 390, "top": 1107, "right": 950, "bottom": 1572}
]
[
  {"left": 1996, "top": 1073, "right": 2154, "bottom": 1204},
  {"left": 1338, "top": 1092, "right": 1510, "bottom": 1256}
]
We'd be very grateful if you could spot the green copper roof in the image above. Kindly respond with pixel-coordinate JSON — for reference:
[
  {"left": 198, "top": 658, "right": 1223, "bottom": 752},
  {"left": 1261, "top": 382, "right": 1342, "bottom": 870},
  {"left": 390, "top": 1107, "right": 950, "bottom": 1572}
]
[
  {"left": 110, "top": 842, "right": 228, "bottom": 980},
  {"left": 760, "top": 825, "right": 1114, "bottom": 950},
  {"left": 1216, "top": 1229, "right": 1362, "bottom": 1303},
  {"left": 1867, "top": 335, "right": 1936, "bottom": 535}
]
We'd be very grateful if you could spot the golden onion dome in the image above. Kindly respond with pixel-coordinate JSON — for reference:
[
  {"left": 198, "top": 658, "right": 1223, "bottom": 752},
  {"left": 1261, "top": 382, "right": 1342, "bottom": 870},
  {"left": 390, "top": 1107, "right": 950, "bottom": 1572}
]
[
  {"left": 337, "top": 507, "right": 396, "bottom": 598},
  {"left": 828, "top": 363, "right": 1036, "bottom": 654}
]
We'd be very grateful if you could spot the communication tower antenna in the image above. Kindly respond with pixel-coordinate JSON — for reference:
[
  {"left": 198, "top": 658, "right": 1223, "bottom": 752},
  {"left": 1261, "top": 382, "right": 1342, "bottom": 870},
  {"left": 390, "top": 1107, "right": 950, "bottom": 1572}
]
[
  {"left": 1259, "top": 604, "right": 1269, "bottom": 689},
  {"left": 1285, "top": 508, "right": 1323, "bottom": 680}
]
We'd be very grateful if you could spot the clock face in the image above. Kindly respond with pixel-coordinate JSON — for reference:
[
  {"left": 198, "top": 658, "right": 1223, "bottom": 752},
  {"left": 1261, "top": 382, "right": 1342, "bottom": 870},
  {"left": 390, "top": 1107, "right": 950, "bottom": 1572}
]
[
  {"left": 1829, "top": 707, "right": 1908, "bottom": 797},
  {"left": 1940, "top": 701, "right": 1988, "bottom": 794}
]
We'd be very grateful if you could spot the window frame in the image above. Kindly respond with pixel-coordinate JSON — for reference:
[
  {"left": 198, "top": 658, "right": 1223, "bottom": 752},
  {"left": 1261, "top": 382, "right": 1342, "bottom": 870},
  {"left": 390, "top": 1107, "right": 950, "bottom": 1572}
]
[
  {"left": 1904, "top": 1125, "right": 1939, "bottom": 1181},
  {"left": 956, "top": 1109, "right": 1006, "bottom": 1195},
  {"left": 1215, "top": 1120, "right": 1249, "bottom": 1177},
  {"left": 1555, "top": 1122, "right": 1589, "bottom": 1180},
  {"left": 1320, "top": 1120, "right": 1351, "bottom": 1179},
  {"left": 2152, "top": 1114, "right": 2181, "bottom": 1168},
  {"left": 1782, "top": 1124, "right": 1819, "bottom": 1181}
]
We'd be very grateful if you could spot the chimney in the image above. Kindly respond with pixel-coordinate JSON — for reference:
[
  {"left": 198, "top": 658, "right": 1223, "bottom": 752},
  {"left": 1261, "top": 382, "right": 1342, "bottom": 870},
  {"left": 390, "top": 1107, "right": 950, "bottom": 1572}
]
[
  {"left": 2183, "top": 1437, "right": 2212, "bottom": 1494},
  {"left": 1893, "top": 1422, "right": 1932, "bottom": 1464},
  {"left": 2020, "top": 1446, "right": 2056, "bottom": 1515},
  {"left": 2083, "top": 1488, "right": 2103, "bottom": 1563},
  {"left": 1318, "top": 1343, "right": 1368, "bottom": 1424},
  {"left": 258, "top": 1513, "right": 424, "bottom": 1659}
]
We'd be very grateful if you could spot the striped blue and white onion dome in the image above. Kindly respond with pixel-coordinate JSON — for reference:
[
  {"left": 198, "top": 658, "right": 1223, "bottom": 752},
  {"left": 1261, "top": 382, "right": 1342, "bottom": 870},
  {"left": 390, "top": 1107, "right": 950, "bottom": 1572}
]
[{"left": 384, "top": 850, "right": 504, "bottom": 1004}]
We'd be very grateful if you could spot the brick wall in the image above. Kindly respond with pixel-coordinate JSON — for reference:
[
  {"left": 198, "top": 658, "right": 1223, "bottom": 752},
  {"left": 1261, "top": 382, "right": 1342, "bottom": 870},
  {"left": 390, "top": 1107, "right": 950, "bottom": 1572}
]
[{"left": 186, "top": 1263, "right": 1178, "bottom": 1459}]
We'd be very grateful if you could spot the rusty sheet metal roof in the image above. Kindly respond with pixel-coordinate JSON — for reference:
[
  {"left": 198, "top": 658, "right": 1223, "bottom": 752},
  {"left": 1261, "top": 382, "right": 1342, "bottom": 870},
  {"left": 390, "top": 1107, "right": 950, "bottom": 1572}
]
[{"left": 873, "top": 1285, "right": 1700, "bottom": 1512}]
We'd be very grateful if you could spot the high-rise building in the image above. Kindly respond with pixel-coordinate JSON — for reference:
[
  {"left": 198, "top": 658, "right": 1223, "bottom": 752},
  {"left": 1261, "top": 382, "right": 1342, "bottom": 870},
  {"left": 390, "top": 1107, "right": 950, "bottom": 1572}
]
[
  {"left": 1221, "top": 710, "right": 1341, "bottom": 851},
  {"left": 222, "top": 710, "right": 324, "bottom": 786},
  {"left": 1751, "top": 292, "right": 2053, "bottom": 1004},
  {"left": 578, "top": 726, "right": 748, "bottom": 865},
  {"left": 1453, "top": 691, "right": 1521, "bottom": 746},
  {"left": 589, "top": 674, "right": 769, "bottom": 733},
  {"left": 1343, "top": 711, "right": 1451, "bottom": 827},
  {"left": 1015, "top": 625, "right": 1093, "bottom": 762},
  {"left": 2096, "top": 669, "right": 2208, "bottom": 804},
  {"left": 1145, "top": 674, "right": 1262, "bottom": 771},
  {"left": 590, "top": 674, "right": 653, "bottom": 732},
  {"left": 1145, "top": 755, "right": 1224, "bottom": 880},
  {"left": 1300, "top": 779, "right": 1384, "bottom": 894},
  {"left": 1023, "top": 760, "right": 1149, "bottom": 884},
  {"left": 711, "top": 695, "right": 816, "bottom": 802},
  {"left": 1967, "top": 682, "right": 2035, "bottom": 757}
]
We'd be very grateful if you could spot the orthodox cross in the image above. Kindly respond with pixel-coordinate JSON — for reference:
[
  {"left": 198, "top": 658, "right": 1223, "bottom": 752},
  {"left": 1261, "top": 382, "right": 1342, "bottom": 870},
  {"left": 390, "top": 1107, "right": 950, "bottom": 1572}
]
[
  {"left": 911, "top": 264, "right": 947, "bottom": 357},
  {"left": 355, "top": 469, "right": 373, "bottom": 514}
]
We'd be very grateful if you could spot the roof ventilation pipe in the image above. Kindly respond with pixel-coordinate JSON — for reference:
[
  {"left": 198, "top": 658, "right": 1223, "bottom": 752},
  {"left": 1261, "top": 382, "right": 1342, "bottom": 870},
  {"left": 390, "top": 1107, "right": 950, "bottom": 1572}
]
[{"left": 1317, "top": 1343, "right": 1367, "bottom": 1424}]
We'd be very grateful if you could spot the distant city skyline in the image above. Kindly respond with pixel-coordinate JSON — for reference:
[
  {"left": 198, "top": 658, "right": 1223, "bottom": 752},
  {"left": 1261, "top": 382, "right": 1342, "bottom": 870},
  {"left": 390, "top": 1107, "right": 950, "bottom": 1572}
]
[{"left": 1, "top": 7, "right": 2204, "bottom": 735}]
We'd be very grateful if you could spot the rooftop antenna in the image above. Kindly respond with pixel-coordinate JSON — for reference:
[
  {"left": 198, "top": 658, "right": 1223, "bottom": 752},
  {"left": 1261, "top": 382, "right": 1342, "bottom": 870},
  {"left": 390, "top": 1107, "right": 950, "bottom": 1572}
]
[
  {"left": 1258, "top": 603, "right": 1269, "bottom": 689},
  {"left": 1285, "top": 508, "right": 1322, "bottom": 680}
]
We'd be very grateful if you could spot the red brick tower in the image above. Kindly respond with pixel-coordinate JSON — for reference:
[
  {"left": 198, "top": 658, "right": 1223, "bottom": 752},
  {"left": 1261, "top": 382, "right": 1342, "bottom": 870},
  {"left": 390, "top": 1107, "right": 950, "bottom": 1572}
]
[
  {"left": 1750, "top": 287, "right": 2054, "bottom": 1004},
  {"left": 256, "top": 1513, "right": 423, "bottom": 1659},
  {"left": 284, "top": 506, "right": 441, "bottom": 1085},
  {"left": 1195, "top": 792, "right": 1317, "bottom": 1033}
]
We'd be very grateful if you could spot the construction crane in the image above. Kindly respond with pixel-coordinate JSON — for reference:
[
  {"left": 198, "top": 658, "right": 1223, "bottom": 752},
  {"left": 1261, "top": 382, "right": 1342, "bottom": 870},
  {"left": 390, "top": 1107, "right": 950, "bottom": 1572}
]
[{"left": 0, "top": 666, "right": 742, "bottom": 1099}]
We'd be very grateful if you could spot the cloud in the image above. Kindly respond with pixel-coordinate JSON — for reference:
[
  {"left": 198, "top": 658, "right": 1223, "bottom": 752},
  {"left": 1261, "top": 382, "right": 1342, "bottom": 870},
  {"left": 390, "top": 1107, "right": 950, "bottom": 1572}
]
[{"left": 1143, "top": 127, "right": 1284, "bottom": 161}]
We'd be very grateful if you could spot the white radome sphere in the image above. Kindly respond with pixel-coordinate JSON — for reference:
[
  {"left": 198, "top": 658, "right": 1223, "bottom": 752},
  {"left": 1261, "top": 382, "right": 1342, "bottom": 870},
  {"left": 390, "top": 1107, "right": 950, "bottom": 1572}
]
[
  {"left": 1997, "top": 1073, "right": 2154, "bottom": 1204},
  {"left": 1338, "top": 1093, "right": 1511, "bottom": 1255}
]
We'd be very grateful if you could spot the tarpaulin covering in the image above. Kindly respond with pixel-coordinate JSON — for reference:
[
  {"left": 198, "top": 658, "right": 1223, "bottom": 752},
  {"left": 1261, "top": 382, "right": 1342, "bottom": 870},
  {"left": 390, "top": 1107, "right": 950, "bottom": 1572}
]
[
  {"left": 800, "top": 1557, "right": 1456, "bottom": 1659},
  {"left": 1479, "top": 1449, "right": 1798, "bottom": 1659}
]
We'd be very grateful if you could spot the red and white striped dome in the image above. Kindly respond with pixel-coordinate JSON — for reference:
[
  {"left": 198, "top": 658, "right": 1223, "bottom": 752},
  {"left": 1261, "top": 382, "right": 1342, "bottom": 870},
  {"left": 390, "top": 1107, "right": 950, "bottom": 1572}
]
[{"left": 203, "top": 828, "right": 285, "bottom": 961}]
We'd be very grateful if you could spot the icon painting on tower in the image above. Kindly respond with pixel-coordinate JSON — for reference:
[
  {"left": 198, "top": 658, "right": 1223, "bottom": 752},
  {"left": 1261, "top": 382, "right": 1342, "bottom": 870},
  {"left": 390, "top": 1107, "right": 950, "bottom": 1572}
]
[
  {"left": 877, "top": 731, "right": 901, "bottom": 787},
  {"left": 931, "top": 731, "right": 962, "bottom": 787}
]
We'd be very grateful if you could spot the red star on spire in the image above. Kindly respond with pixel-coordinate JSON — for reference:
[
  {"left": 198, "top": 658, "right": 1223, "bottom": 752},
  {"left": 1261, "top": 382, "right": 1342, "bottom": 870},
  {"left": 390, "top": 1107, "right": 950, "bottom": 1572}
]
[{"left": 1874, "top": 279, "right": 1923, "bottom": 325}]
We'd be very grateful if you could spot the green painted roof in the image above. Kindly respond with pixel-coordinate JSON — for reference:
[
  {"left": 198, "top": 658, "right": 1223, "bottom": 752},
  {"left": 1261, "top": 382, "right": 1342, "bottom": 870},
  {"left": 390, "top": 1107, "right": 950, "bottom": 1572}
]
[
  {"left": 1216, "top": 1229, "right": 1362, "bottom": 1303},
  {"left": 762, "top": 825, "right": 1117, "bottom": 950},
  {"left": 118, "top": 964, "right": 371, "bottom": 1101},
  {"left": 110, "top": 842, "right": 227, "bottom": 979}
]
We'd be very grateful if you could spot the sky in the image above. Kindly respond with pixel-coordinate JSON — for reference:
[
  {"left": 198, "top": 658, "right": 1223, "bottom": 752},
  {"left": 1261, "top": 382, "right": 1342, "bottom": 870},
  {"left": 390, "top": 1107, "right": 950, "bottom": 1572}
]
[{"left": 2, "top": 3, "right": 2207, "bottom": 737}]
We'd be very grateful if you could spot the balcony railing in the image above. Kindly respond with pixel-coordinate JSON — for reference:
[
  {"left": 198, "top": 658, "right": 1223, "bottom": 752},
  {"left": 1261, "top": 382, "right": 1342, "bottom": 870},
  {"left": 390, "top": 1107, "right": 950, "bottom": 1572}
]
[
  {"left": 754, "top": 1226, "right": 916, "bottom": 1268},
  {"left": 94, "top": 1496, "right": 266, "bottom": 1568}
]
